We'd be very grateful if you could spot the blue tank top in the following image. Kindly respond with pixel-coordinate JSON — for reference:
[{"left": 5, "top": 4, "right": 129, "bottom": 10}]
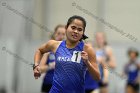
[
  {"left": 85, "top": 71, "right": 99, "bottom": 90},
  {"left": 125, "top": 61, "right": 139, "bottom": 84},
  {"left": 96, "top": 49, "right": 106, "bottom": 80},
  {"left": 49, "top": 40, "right": 87, "bottom": 93},
  {"left": 43, "top": 52, "right": 55, "bottom": 85},
  {"left": 84, "top": 49, "right": 106, "bottom": 90}
]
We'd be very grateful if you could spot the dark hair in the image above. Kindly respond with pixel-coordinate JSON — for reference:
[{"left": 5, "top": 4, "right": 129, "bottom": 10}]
[
  {"left": 127, "top": 47, "right": 139, "bottom": 57},
  {"left": 51, "top": 24, "right": 65, "bottom": 40},
  {"left": 66, "top": 15, "right": 86, "bottom": 31},
  {"left": 66, "top": 15, "right": 88, "bottom": 40}
]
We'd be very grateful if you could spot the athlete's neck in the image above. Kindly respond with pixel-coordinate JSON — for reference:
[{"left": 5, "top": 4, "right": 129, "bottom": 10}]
[{"left": 66, "top": 40, "right": 79, "bottom": 49}]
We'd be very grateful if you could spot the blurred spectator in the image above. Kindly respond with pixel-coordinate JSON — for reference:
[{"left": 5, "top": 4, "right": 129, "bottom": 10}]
[
  {"left": 37, "top": 25, "right": 65, "bottom": 93},
  {"left": 124, "top": 48, "right": 140, "bottom": 93},
  {"left": 85, "top": 31, "right": 116, "bottom": 93}
]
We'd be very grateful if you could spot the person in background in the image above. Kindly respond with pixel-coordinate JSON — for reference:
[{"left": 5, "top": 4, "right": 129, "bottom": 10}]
[
  {"left": 95, "top": 31, "right": 116, "bottom": 93},
  {"left": 124, "top": 48, "right": 140, "bottom": 93},
  {"left": 85, "top": 31, "right": 116, "bottom": 93},
  {"left": 35, "top": 25, "right": 66, "bottom": 93}
]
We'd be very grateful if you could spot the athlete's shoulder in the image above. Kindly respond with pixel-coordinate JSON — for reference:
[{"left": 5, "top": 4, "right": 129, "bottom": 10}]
[
  {"left": 84, "top": 42, "right": 93, "bottom": 49},
  {"left": 46, "top": 40, "right": 62, "bottom": 52},
  {"left": 84, "top": 43, "right": 95, "bottom": 53},
  {"left": 47, "top": 40, "right": 62, "bottom": 46},
  {"left": 104, "top": 45, "right": 114, "bottom": 55},
  {"left": 52, "top": 40, "right": 63, "bottom": 53},
  {"left": 47, "top": 40, "right": 58, "bottom": 44},
  {"left": 105, "top": 45, "right": 113, "bottom": 51}
]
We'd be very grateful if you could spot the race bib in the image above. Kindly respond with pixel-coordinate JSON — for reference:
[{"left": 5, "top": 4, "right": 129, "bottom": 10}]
[{"left": 71, "top": 51, "right": 81, "bottom": 63}]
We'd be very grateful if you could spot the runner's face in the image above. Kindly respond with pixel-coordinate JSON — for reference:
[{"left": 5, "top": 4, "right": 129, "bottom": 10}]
[
  {"left": 66, "top": 19, "right": 84, "bottom": 42},
  {"left": 54, "top": 27, "right": 66, "bottom": 41},
  {"left": 129, "top": 52, "right": 137, "bottom": 60}
]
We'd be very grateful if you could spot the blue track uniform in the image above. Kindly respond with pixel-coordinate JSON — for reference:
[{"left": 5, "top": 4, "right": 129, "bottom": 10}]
[
  {"left": 43, "top": 52, "right": 55, "bottom": 85},
  {"left": 42, "top": 52, "right": 55, "bottom": 92},
  {"left": 49, "top": 40, "right": 87, "bottom": 93},
  {"left": 124, "top": 60, "right": 140, "bottom": 84}
]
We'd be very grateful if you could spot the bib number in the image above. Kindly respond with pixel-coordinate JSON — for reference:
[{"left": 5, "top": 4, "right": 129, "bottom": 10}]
[{"left": 71, "top": 51, "right": 81, "bottom": 63}]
